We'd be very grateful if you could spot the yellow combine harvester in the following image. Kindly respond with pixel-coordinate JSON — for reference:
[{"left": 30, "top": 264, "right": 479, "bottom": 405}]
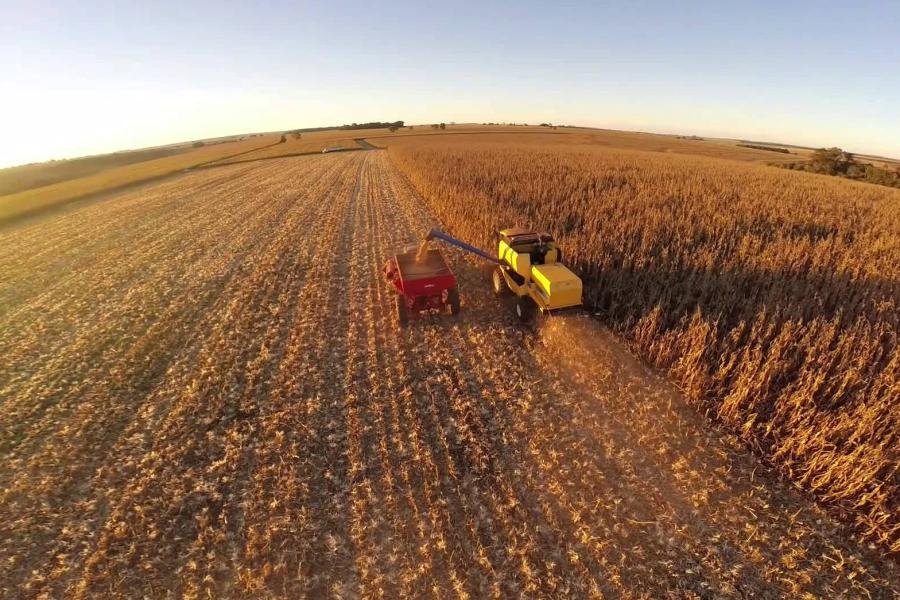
[
  {"left": 423, "top": 227, "right": 583, "bottom": 322},
  {"left": 492, "top": 227, "right": 582, "bottom": 321}
]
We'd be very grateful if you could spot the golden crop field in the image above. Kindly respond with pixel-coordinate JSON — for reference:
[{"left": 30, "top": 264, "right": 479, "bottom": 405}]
[
  {"left": 363, "top": 125, "right": 801, "bottom": 163},
  {"left": 1, "top": 144, "right": 898, "bottom": 598},
  {"left": 383, "top": 134, "right": 900, "bottom": 556},
  {"left": 0, "top": 126, "right": 792, "bottom": 227}
]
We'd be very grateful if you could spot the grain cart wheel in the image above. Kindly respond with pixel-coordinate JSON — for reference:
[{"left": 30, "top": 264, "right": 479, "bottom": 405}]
[
  {"left": 515, "top": 295, "right": 537, "bottom": 323},
  {"left": 447, "top": 287, "right": 461, "bottom": 315},
  {"left": 396, "top": 296, "right": 408, "bottom": 327},
  {"left": 492, "top": 267, "right": 509, "bottom": 296}
]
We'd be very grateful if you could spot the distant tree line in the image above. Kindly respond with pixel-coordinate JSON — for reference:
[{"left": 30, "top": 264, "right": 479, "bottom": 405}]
[
  {"left": 192, "top": 136, "right": 248, "bottom": 148},
  {"left": 778, "top": 147, "right": 900, "bottom": 189},
  {"left": 739, "top": 143, "right": 790, "bottom": 153},
  {"left": 338, "top": 121, "right": 404, "bottom": 131},
  {"left": 287, "top": 121, "right": 404, "bottom": 135}
]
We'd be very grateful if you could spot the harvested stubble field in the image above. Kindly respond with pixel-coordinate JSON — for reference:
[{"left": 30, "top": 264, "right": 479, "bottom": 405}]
[
  {"left": 210, "top": 134, "right": 361, "bottom": 166},
  {"left": 0, "top": 135, "right": 282, "bottom": 223},
  {"left": 1, "top": 148, "right": 897, "bottom": 599},
  {"left": 0, "top": 146, "right": 193, "bottom": 198}
]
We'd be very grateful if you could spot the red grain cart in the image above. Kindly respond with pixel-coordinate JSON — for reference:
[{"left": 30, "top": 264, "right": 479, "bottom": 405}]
[{"left": 383, "top": 247, "right": 460, "bottom": 326}]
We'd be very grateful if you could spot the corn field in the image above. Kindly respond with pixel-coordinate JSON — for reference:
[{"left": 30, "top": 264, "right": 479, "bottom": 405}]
[{"left": 386, "top": 136, "right": 900, "bottom": 555}]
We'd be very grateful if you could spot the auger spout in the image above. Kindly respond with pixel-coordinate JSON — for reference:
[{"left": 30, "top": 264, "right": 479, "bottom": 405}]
[{"left": 424, "top": 228, "right": 500, "bottom": 264}]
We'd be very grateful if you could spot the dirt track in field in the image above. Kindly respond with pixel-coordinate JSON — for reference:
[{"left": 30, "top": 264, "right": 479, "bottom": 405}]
[{"left": 0, "top": 151, "right": 896, "bottom": 598}]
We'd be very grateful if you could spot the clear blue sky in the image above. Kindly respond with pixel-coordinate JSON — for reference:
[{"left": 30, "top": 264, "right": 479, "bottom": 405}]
[{"left": 2, "top": 0, "right": 898, "bottom": 167}]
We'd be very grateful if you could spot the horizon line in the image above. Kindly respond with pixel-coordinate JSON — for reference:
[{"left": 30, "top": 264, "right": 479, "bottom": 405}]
[{"left": 2, "top": 121, "right": 897, "bottom": 171}]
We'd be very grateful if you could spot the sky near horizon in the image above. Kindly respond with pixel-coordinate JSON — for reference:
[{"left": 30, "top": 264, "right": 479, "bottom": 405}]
[{"left": 1, "top": 0, "right": 898, "bottom": 167}]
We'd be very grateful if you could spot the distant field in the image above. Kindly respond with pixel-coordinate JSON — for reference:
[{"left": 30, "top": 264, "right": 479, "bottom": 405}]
[
  {"left": 362, "top": 125, "right": 803, "bottom": 163},
  {"left": 857, "top": 154, "right": 900, "bottom": 170},
  {"left": 0, "top": 124, "right": 857, "bottom": 225},
  {"left": 210, "top": 132, "right": 360, "bottom": 165},
  {"left": 0, "top": 146, "right": 192, "bottom": 196},
  {"left": 215, "top": 124, "right": 820, "bottom": 169},
  {"left": 0, "top": 135, "right": 280, "bottom": 223}
]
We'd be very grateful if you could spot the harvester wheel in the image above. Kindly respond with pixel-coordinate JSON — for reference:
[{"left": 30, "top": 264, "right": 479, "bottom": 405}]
[
  {"left": 396, "top": 297, "right": 408, "bottom": 327},
  {"left": 515, "top": 296, "right": 537, "bottom": 323},
  {"left": 447, "top": 287, "right": 461, "bottom": 315},
  {"left": 492, "top": 267, "right": 509, "bottom": 296}
]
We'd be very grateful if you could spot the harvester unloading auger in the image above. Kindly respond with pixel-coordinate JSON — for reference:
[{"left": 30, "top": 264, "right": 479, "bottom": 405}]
[{"left": 384, "top": 227, "right": 583, "bottom": 325}]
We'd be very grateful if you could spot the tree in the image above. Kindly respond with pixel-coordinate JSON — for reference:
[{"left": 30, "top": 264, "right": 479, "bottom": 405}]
[
  {"left": 811, "top": 147, "right": 853, "bottom": 175},
  {"left": 439, "top": 123, "right": 446, "bottom": 130},
  {"left": 192, "top": 141, "right": 205, "bottom": 148}
]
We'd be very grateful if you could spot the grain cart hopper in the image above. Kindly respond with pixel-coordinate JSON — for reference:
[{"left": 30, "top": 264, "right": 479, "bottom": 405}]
[
  {"left": 423, "top": 227, "right": 583, "bottom": 323},
  {"left": 383, "top": 245, "right": 461, "bottom": 326}
]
